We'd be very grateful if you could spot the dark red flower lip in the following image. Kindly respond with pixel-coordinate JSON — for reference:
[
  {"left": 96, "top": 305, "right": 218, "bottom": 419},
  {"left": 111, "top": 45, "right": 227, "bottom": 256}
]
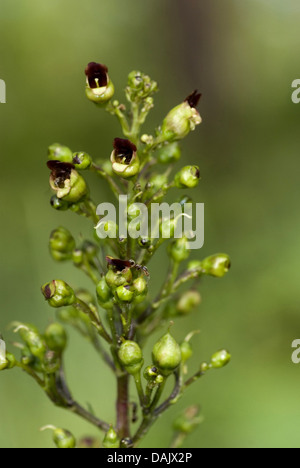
[
  {"left": 85, "top": 62, "right": 108, "bottom": 89},
  {"left": 185, "top": 90, "right": 202, "bottom": 109},
  {"left": 47, "top": 161, "right": 74, "bottom": 188},
  {"left": 106, "top": 256, "right": 134, "bottom": 272},
  {"left": 113, "top": 138, "right": 137, "bottom": 165}
]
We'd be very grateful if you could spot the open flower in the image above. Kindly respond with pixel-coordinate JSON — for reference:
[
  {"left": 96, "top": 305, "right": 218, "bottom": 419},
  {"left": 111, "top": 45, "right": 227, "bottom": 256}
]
[
  {"left": 47, "top": 161, "right": 88, "bottom": 203},
  {"left": 161, "top": 90, "right": 202, "bottom": 141},
  {"left": 85, "top": 62, "right": 114, "bottom": 104},
  {"left": 110, "top": 138, "right": 140, "bottom": 178}
]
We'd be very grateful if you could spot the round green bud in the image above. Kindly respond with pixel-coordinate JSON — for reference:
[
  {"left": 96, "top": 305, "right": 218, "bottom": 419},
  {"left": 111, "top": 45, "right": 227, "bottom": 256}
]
[
  {"left": 152, "top": 332, "right": 182, "bottom": 376},
  {"left": 169, "top": 237, "right": 190, "bottom": 263},
  {"left": 72, "top": 248, "right": 84, "bottom": 266},
  {"left": 161, "top": 92, "right": 202, "bottom": 142},
  {"left": 201, "top": 254, "right": 231, "bottom": 278},
  {"left": 43, "top": 350, "right": 60, "bottom": 374},
  {"left": 118, "top": 340, "right": 144, "bottom": 375},
  {"left": 42, "top": 280, "right": 76, "bottom": 308},
  {"left": 128, "top": 203, "right": 142, "bottom": 220},
  {"left": 72, "top": 152, "right": 92, "bottom": 170},
  {"left": 49, "top": 227, "right": 75, "bottom": 262},
  {"left": 5, "top": 353, "right": 17, "bottom": 369},
  {"left": 53, "top": 428, "right": 76, "bottom": 449},
  {"left": 45, "top": 323, "right": 67, "bottom": 353},
  {"left": 180, "top": 341, "right": 193, "bottom": 362},
  {"left": 177, "top": 290, "right": 201, "bottom": 315},
  {"left": 210, "top": 349, "right": 231, "bottom": 369},
  {"left": 143, "top": 366, "right": 159, "bottom": 381},
  {"left": 133, "top": 277, "right": 148, "bottom": 295},
  {"left": 48, "top": 143, "right": 73, "bottom": 163},
  {"left": 15, "top": 326, "right": 46, "bottom": 360},
  {"left": 105, "top": 268, "right": 132, "bottom": 289},
  {"left": 116, "top": 285, "right": 134, "bottom": 303},
  {"left": 50, "top": 195, "right": 70, "bottom": 211},
  {"left": 158, "top": 142, "right": 181, "bottom": 164},
  {"left": 128, "top": 71, "right": 144, "bottom": 91},
  {"left": 111, "top": 138, "right": 140, "bottom": 179},
  {"left": 96, "top": 277, "right": 114, "bottom": 310},
  {"left": 175, "top": 166, "right": 200, "bottom": 189},
  {"left": 138, "top": 237, "right": 152, "bottom": 249},
  {"left": 49, "top": 166, "right": 88, "bottom": 203},
  {"left": 103, "top": 427, "right": 120, "bottom": 449}
]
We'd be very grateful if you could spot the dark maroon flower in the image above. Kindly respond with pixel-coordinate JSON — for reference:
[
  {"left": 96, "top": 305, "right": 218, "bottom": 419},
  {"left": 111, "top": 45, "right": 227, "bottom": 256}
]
[
  {"left": 85, "top": 62, "right": 108, "bottom": 89},
  {"left": 185, "top": 90, "right": 202, "bottom": 109},
  {"left": 113, "top": 138, "right": 137, "bottom": 165}
]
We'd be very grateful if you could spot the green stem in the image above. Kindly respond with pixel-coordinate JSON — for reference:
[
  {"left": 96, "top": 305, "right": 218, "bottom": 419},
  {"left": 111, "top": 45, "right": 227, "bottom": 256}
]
[
  {"left": 91, "top": 163, "right": 123, "bottom": 199},
  {"left": 116, "top": 374, "right": 130, "bottom": 439},
  {"left": 133, "top": 370, "right": 145, "bottom": 408}
]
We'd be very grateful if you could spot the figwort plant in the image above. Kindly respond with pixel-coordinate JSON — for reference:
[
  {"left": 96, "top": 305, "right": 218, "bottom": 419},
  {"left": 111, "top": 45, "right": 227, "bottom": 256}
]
[{"left": 1, "top": 63, "right": 231, "bottom": 448}]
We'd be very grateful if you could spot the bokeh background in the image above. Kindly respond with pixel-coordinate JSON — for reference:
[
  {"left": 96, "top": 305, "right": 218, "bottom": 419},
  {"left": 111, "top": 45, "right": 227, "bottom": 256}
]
[{"left": 1, "top": 0, "right": 300, "bottom": 448}]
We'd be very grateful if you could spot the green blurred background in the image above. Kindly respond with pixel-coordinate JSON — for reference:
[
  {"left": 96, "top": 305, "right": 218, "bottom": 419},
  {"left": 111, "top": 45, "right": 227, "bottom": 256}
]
[{"left": 1, "top": 0, "right": 300, "bottom": 448}]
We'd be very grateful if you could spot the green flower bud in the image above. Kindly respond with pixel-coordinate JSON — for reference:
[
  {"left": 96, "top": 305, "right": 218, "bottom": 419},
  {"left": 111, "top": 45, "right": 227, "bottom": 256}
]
[
  {"left": 96, "top": 277, "right": 114, "bottom": 310},
  {"left": 128, "top": 203, "right": 142, "bottom": 220},
  {"left": 177, "top": 290, "right": 201, "bottom": 315},
  {"left": 201, "top": 254, "right": 231, "bottom": 278},
  {"left": 42, "top": 280, "right": 76, "bottom": 308},
  {"left": 0, "top": 339, "right": 8, "bottom": 370},
  {"left": 143, "top": 365, "right": 159, "bottom": 381},
  {"left": 133, "top": 277, "right": 148, "bottom": 296},
  {"left": 127, "top": 71, "right": 158, "bottom": 101},
  {"left": 111, "top": 138, "right": 140, "bottom": 179},
  {"left": 103, "top": 427, "right": 120, "bottom": 448},
  {"left": 14, "top": 324, "right": 46, "bottom": 360},
  {"left": 85, "top": 62, "right": 114, "bottom": 104},
  {"left": 161, "top": 91, "right": 202, "bottom": 141},
  {"left": 53, "top": 428, "right": 76, "bottom": 449},
  {"left": 174, "top": 166, "right": 200, "bottom": 189},
  {"left": 72, "top": 248, "right": 84, "bottom": 266},
  {"left": 5, "top": 353, "right": 17, "bottom": 369},
  {"left": 49, "top": 227, "right": 75, "bottom": 262},
  {"left": 45, "top": 323, "right": 67, "bottom": 353},
  {"left": 72, "top": 151, "right": 92, "bottom": 170},
  {"left": 210, "top": 349, "right": 231, "bottom": 369},
  {"left": 180, "top": 341, "right": 193, "bottom": 362},
  {"left": 138, "top": 237, "right": 152, "bottom": 249},
  {"left": 48, "top": 161, "right": 88, "bottom": 203},
  {"left": 169, "top": 237, "right": 190, "bottom": 263},
  {"left": 43, "top": 350, "right": 60, "bottom": 374},
  {"left": 105, "top": 257, "right": 133, "bottom": 288},
  {"left": 48, "top": 143, "right": 73, "bottom": 163},
  {"left": 116, "top": 285, "right": 134, "bottom": 303},
  {"left": 158, "top": 143, "right": 181, "bottom": 164},
  {"left": 152, "top": 332, "right": 182, "bottom": 376},
  {"left": 50, "top": 195, "right": 70, "bottom": 211},
  {"left": 118, "top": 340, "right": 144, "bottom": 375}
]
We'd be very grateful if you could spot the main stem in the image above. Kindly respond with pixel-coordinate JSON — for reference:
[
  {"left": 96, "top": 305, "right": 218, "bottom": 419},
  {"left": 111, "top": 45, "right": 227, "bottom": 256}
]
[{"left": 116, "top": 373, "right": 130, "bottom": 440}]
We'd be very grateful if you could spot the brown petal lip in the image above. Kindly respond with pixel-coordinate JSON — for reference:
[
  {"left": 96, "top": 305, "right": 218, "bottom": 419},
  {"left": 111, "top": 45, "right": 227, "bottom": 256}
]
[
  {"left": 113, "top": 138, "right": 137, "bottom": 165},
  {"left": 85, "top": 62, "right": 108, "bottom": 88},
  {"left": 106, "top": 256, "right": 133, "bottom": 272},
  {"left": 47, "top": 160, "right": 74, "bottom": 181},
  {"left": 185, "top": 90, "right": 202, "bottom": 108}
]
